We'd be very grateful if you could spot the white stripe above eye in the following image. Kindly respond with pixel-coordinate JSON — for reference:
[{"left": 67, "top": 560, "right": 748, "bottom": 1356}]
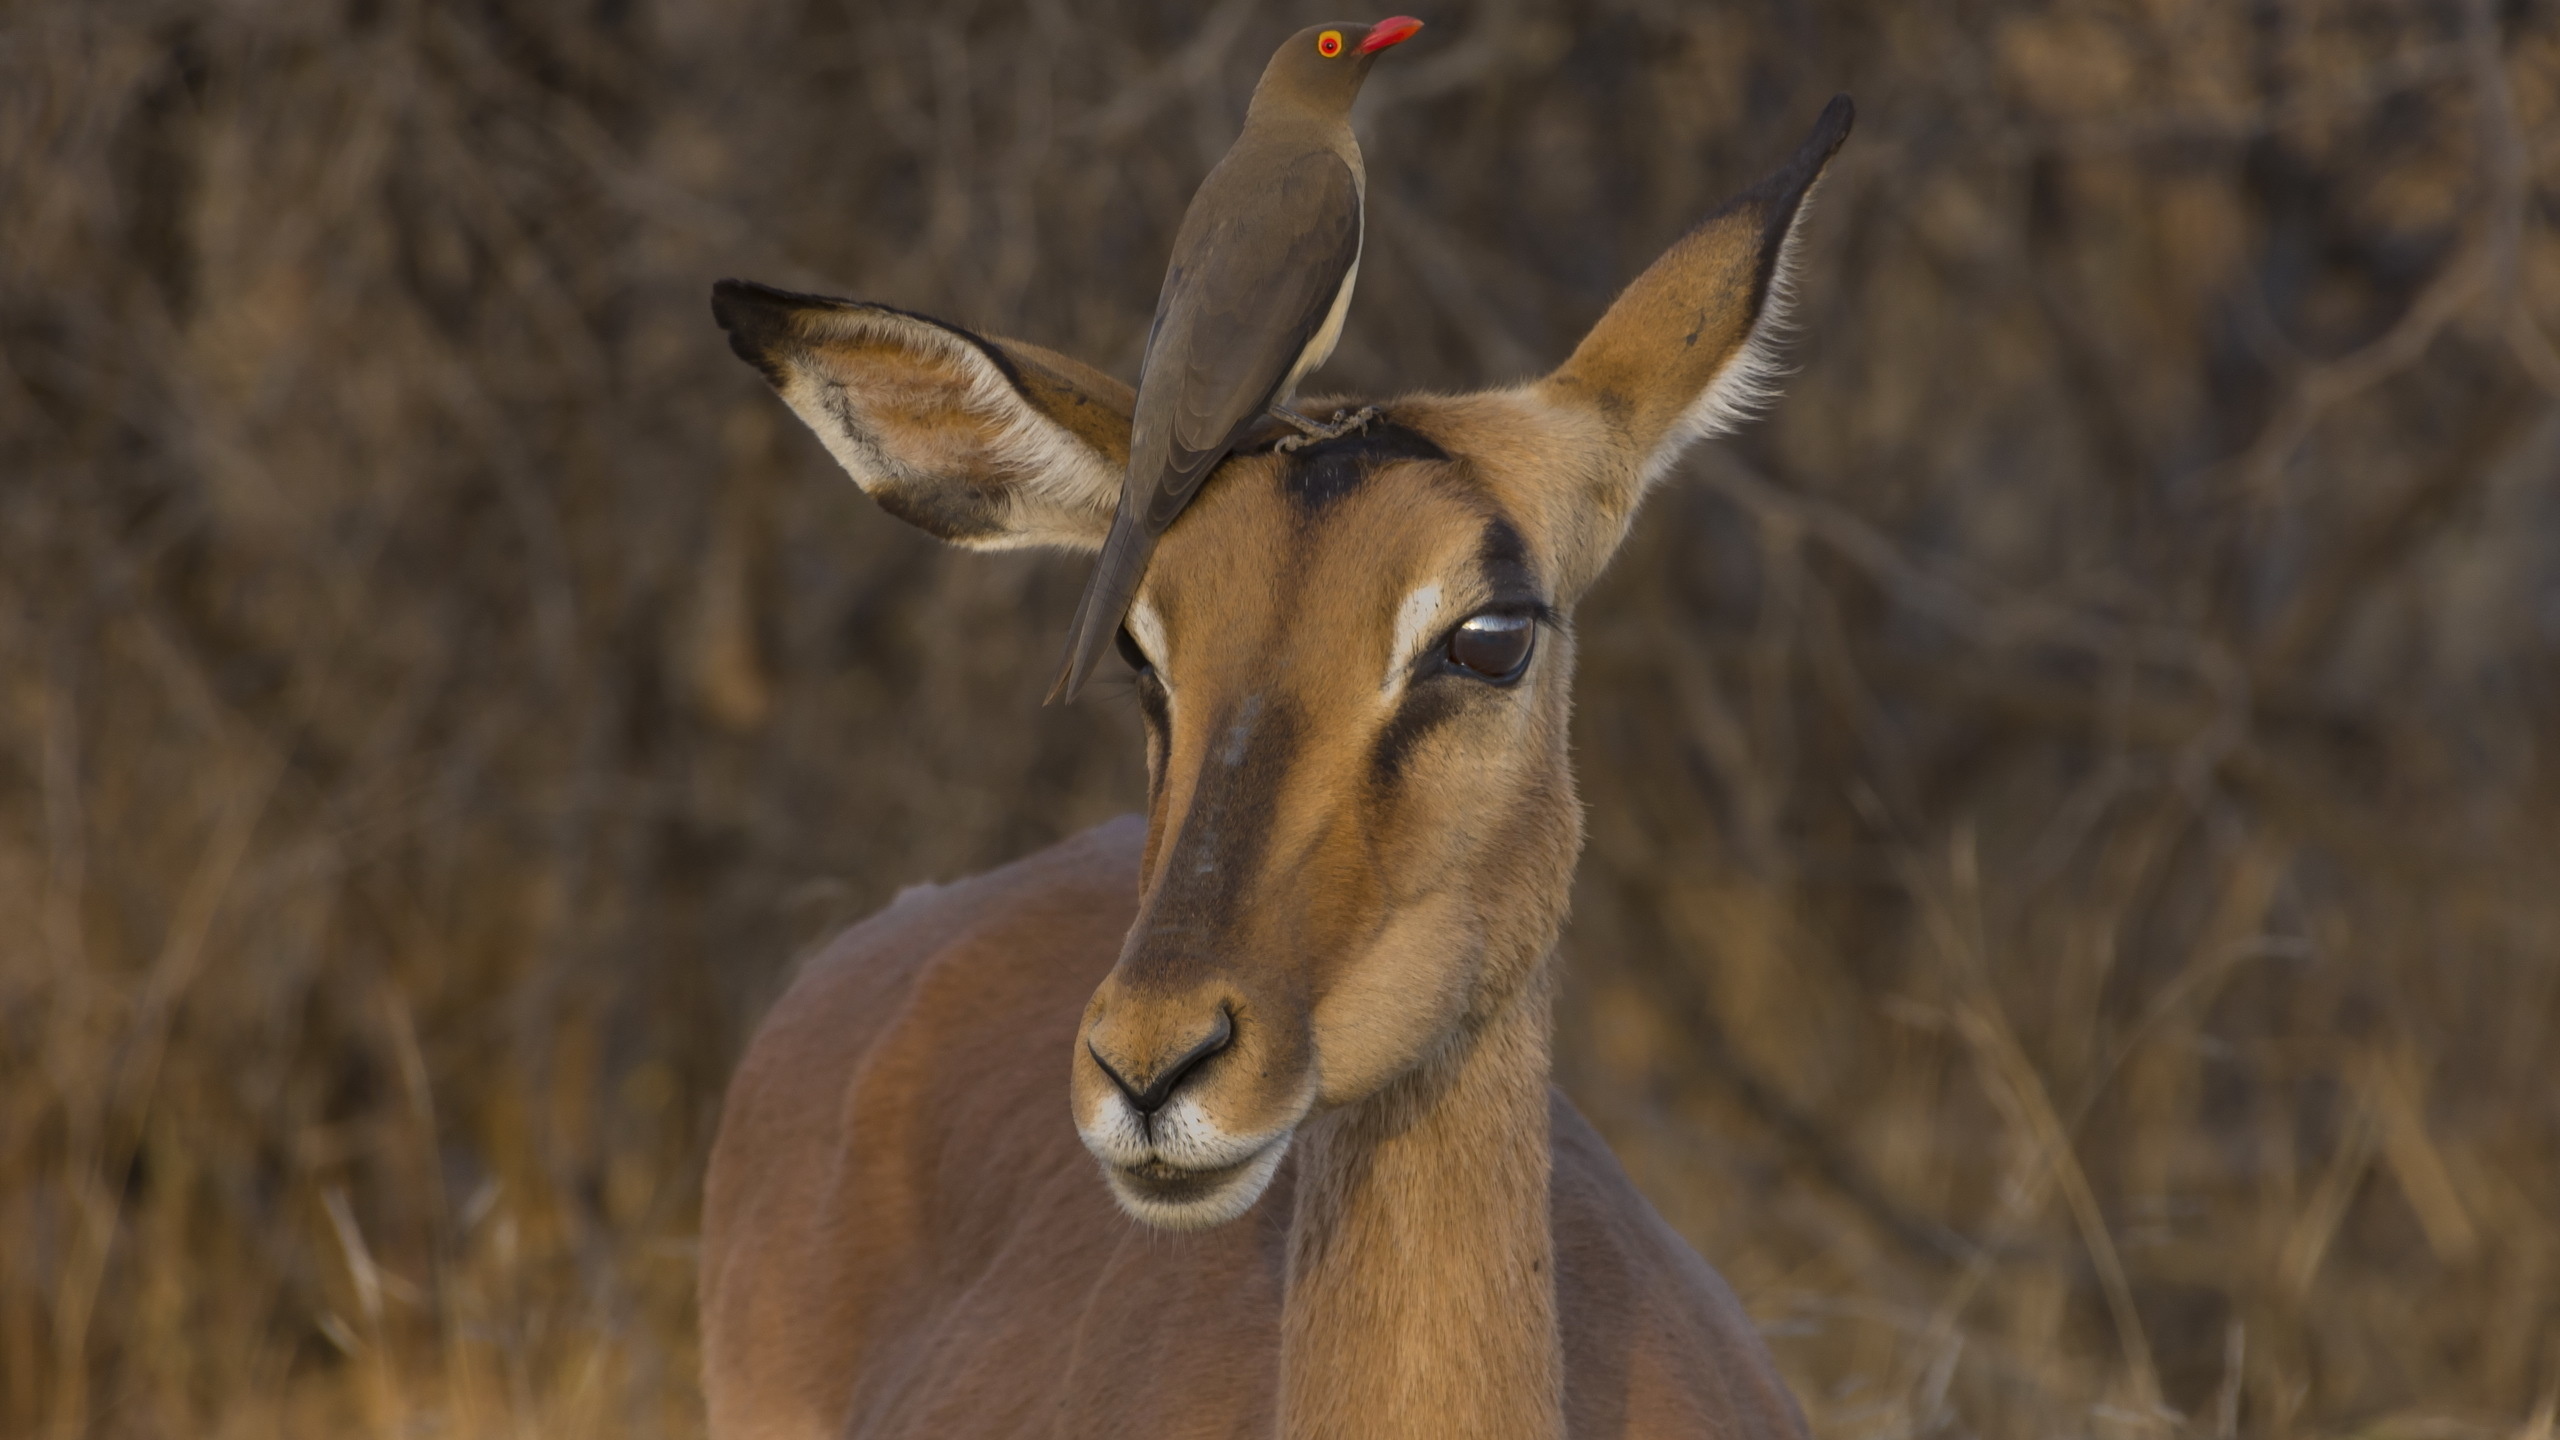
[
  {"left": 1384, "top": 582, "right": 1445, "bottom": 695},
  {"left": 1128, "top": 598, "right": 1170, "bottom": 673}
]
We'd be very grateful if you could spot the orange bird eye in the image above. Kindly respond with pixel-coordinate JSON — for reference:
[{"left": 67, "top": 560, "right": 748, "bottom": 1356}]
[{"left": 1317, "top": 30, "right": 1342, "bottom": 57}]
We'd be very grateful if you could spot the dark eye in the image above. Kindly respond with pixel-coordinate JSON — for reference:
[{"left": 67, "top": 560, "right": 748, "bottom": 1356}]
[
  {"left": 1445, "top": 612, "right": 1535, "bottom": 683},
  {"left": 1115, "top": 626, "right": 1153, "bottom": 675}
]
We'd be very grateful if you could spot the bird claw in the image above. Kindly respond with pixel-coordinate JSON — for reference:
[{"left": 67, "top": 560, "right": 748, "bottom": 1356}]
[{"left": 1273, "top": 406, "right": 1382, "bottom": 453}]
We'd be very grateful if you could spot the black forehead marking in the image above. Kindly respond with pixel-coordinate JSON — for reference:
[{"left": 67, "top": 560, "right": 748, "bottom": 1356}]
[
  {"left": 1277, "top": 417, "right": 1451, "bottom": 513},
  {"left": 1478, "top": 514, "right": 1539, "bottom": 600}
]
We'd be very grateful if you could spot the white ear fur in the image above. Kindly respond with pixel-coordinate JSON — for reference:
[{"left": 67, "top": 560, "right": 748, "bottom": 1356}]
[
  {"left": 1465, "top": 99, "right": 1848, "bottom": 602},
  {"left": 797, "top": 311, "right": 1123, "bottom": 552},
  {"left": 1508, "top": 98, "right": 1848, "bottom": 598},
  {"left": 1632, "top": 195, "right": 1813, "bottom": 493},
  {"left": 714, "top": 282, "right": 1128, "bottom": 552}
]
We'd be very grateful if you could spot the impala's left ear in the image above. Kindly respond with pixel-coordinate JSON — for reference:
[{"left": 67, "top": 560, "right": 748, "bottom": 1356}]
[
  {"left": 1525, "top": 96, "right": 1852, "bottom": 595},
  {"left": 712, "top": 280, "right": 1132, "bottom": 551}
]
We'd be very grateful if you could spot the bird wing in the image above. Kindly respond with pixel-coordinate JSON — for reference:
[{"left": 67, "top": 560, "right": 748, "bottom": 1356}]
[
  {"left": 1050, "top": 147, "right": 1361, "bottom": 703},
  {"left": 1131, "top": 148, "right": 1363, "bottom": 530}
]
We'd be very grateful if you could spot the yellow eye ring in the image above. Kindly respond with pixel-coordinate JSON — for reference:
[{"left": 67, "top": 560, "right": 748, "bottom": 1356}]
[{"left": 1317, "top": 30, "right": 1343, "bottom": 57}]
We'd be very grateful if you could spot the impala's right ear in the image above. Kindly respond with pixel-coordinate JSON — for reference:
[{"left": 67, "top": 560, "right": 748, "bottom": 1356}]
[
  {"left": 1518, "top": 96, "right": 1852, "bottom": 597},
  {"left": 712, "top": 281, "right": 1132, "bottom": 551}
]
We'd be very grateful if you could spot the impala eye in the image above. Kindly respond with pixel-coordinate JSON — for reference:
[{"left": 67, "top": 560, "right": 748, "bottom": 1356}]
[
  {"left": 1115, "top": 626, "right": 1153, "bottom": 676},
  {"left": 1446, "top": 612, "right": 1535, "bottom": 683}
]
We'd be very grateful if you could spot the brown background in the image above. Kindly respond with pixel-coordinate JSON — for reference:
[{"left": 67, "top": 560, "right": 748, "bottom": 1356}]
[{"left": 5, "top": 0, "right": 2558, "bottom": 1435}]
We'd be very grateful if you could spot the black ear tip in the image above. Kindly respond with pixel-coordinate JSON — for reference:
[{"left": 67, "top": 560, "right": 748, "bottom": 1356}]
[
  {"left": 711, "top": 278, "right": 801, "bottom": 387},
  {"left": 711, "top": 277, "right": 787, "bottom": 332},
  {"left": 1807, "top": 94, "right": 1855, "bottom": 163},
  {"left": 1749, "top": 94, "right": 1852, "bottom": 212}
]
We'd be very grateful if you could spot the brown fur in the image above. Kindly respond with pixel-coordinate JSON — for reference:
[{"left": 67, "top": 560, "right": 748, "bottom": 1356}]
[
  {"left": 703, "top": 823, "right": 1807, "bottom": 1439},
  {"left": 703, "top": 98, "right": 1852, "bottom": 1439}
]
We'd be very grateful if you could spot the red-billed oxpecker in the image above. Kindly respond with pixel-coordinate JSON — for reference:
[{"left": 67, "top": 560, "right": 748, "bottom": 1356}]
[{"left": 1049, "top": 16, "right": 1425, "bottom": 703}]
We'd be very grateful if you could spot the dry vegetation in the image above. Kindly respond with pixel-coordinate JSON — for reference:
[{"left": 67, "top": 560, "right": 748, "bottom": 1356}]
[{"left": 5, "top": 0, "right": 2558, "bottom": 1436}]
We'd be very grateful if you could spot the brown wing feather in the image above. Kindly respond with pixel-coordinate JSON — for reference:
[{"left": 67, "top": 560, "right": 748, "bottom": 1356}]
[
  {"left": 1138, "top": 150, "right": 1361, "bottom": 526},
  {"left": 1051, "top": 147, "right": 1362, "bottom": 703}
]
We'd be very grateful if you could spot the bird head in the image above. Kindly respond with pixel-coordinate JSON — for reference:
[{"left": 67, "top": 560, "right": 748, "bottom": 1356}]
[{"left": 1255, "top": 17, "right": 1425, "bottom": 113}]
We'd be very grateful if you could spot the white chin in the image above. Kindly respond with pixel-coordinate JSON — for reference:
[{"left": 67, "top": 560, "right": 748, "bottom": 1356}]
[{"left": 1098, "top": 1134, "right": 1291, "bottom": 1232}]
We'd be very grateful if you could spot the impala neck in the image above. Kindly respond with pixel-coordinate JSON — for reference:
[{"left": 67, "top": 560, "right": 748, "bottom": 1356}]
[{"left": 1278, "top": 960, "right": 1564, "bottom": 1440}]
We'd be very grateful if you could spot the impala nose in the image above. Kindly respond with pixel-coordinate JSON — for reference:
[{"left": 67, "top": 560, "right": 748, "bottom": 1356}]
[{"left": 1089, "top": 1008, "right": 1234, "bottom": 1116}]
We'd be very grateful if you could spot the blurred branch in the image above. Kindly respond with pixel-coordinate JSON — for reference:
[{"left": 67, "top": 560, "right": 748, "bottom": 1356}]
[
  {"left": 2017, "top": 43, "right": 2469, "bottom": 157},
  {"left": 1616, "top": 877, "right": 1998, "bottom": 1271},
  {"left": 1074, "top": 0, "right": 1257, "bottom": 144},
  {"left": 2463, "top": 0, "right": 2560, "bottom": 398},
  {"left": 1693, "top": 448, "right": 2237, "bottom": 687},
  {"left": 2256, "top": 401, "right": 2557, "bottom": 674},
  {"left": 1912, "top": 832, "right": 2167, "bottom": 1424},
  {"left": 1877, "top": 655, "right": 2426, "bottom": 882},
  {"left": 1366, "top": 185, "right": 1545, "bottom": 380},
  {"left": 2197, "top": 4, "right": 2554, "bottom": 520},
  {"left": 1360, "top": 0, "right": 1548, "bottom": 113},
  {"left": 2214, "top": 244, "right": 2488, "bottom": 508}
]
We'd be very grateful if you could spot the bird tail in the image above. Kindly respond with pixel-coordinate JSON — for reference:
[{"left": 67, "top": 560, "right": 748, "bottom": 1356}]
[{"left": 1048, "top": 503, "right": 1155, "bottom": 704}]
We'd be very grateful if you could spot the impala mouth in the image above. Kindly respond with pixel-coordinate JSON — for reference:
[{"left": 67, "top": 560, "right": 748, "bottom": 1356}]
[{"left": 1099, "top": 1134, "right": 1292, "bottom": 1231}]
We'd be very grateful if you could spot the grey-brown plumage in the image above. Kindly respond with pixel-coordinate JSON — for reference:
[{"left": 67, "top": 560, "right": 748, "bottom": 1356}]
[{"left": 1051, "top": 16, "right": 1424, "bottom": 703}]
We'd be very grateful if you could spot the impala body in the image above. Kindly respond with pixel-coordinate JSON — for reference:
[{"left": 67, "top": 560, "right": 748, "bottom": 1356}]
[{"left": 702, "top": 97, "right": 1853, "bottom": 1440}]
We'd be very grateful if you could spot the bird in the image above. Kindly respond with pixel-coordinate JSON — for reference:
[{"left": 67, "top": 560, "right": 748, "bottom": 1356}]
[{"left": 1049, "top": 15, "right": 1425, "bottom": 704}]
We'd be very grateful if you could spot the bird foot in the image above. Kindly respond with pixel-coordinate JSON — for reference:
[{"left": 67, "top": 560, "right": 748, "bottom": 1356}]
[{"left": 1271, "top": 406, "right": 1381, "bottom": 453}]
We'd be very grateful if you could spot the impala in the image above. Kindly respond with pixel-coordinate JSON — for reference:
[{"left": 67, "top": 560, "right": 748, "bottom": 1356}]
[{"left": 700, "top": 96, "right": 1853, "bottom": 1440}]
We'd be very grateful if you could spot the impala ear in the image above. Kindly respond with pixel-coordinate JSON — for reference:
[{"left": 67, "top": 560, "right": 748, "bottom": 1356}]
[
  {"left": 1528, "top": 96, "right": 1851, "bottom": 588},
  {"left": 712, "top": 281, "right": 1132, "bottom": 551}
]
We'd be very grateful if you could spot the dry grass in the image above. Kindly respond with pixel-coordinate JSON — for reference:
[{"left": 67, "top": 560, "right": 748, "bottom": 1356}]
[{"left": 4, "top": 0, "right": 2557, "bottom": 1436}]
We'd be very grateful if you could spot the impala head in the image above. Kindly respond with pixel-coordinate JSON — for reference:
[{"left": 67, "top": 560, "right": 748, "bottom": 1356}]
[{"left": 715, "top": 98, "right": 1850, "bottom": 1230}]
